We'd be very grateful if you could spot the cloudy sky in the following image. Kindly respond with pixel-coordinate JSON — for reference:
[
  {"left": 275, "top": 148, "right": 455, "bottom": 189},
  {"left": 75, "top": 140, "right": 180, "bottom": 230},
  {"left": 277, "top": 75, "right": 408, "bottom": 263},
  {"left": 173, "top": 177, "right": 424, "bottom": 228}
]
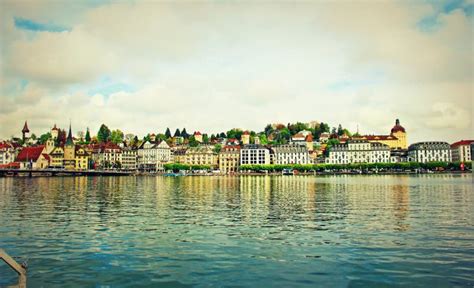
[{"left": 0, "top": 0, "right": 472, "bottom": 143}]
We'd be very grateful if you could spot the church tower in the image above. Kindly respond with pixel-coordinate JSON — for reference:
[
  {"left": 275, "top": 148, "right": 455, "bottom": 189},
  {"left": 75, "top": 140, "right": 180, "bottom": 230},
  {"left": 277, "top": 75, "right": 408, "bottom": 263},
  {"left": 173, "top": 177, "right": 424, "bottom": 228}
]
[
  {"left": 390, "top": 119, "right": 407, "bottom": 149},
  {"left": 64, "top": 123, "right": 76, "bottom": 170},
  {"left": 22, "top": 121, "right": 30, "bottom": 141}
]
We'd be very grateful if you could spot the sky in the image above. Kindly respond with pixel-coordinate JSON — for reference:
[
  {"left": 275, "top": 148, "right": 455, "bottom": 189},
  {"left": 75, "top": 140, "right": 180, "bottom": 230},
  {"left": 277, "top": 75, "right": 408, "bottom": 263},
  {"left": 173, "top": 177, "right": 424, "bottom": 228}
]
[{"left": 0, "top": 0, "right": 473, "bottom": 144}]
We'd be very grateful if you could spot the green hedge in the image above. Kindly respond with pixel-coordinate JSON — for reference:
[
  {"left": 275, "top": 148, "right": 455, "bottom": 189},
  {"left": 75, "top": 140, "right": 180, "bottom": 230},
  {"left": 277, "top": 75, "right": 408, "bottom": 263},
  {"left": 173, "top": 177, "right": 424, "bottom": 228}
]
[
  {"left": 164, "top": 163, "right": 212, "bottom": 171},
  {"left": 239, "top": 161, "right": 471, "bottom": 172}
]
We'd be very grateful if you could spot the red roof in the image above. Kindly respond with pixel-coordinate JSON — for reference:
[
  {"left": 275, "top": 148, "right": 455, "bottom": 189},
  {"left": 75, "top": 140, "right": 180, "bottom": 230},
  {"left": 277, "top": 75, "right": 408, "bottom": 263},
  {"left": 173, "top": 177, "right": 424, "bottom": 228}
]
[
  {"left": 305, "top": 134, "right": 313, "bottom": 142},
  {"left": 391, "top": 119, "right": 406, "bottom": 133},
  {"left": 16, "top": 146, "right": 45, "bottom": 162},
  {"left": 0, "top": 143, "right": 13, "bottom": 150},
  {"left": 223, "top": 145, "right": 241, "bottom": 150},
  {"left": 451, "top": 140, "right": 474, "bottom": 148},
  {"left": 51, "top": 124, "right": 59, "bottom": 131},
  {"left": 194, "top": 131, "right": 202, "bottom": 136},
  {"left": 42, "top": 154, "right": 51, "bottom": 161},
  {"left": 242, "top": 131, "right": 250, "bottom": 135},
  {"left": 0, "top": 162, "right": 20, "bottom": 169}
]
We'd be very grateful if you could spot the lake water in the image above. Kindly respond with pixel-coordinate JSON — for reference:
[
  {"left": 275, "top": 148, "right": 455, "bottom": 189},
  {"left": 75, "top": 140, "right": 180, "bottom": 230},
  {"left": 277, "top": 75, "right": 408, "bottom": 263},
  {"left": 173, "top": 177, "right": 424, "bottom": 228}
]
[{"left": 0, "top": 175, "right": 473, "bottom": 287}]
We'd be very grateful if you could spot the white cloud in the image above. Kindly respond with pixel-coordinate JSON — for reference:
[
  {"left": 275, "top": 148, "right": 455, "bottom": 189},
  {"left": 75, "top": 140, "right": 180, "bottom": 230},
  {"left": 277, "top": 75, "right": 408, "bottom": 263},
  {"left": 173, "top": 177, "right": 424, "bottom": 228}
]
[{"left": 0, "top": 1, "right": 472, "bottom": 143}]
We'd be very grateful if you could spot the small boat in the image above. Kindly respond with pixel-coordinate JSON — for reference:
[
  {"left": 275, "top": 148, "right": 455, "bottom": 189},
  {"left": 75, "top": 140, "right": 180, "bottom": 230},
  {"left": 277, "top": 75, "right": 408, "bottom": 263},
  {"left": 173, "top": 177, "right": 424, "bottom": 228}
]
[{"left": 282, "top": 168, "right": 294, "bottom": 175}]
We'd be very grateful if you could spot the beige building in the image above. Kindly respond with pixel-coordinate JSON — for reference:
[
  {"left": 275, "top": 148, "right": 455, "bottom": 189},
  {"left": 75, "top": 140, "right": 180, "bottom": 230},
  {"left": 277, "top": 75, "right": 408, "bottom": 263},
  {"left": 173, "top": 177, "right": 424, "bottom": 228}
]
[
  {"left": 75, "top": 147, "right": 90, "bottom": 170},
  {"left": 49, "top": 146, "right": 64, "bottom": 168},
  {"left": 451, "top": 140, "right": 473, "bottom": 162},
  {"left": 194, "top": 132, "right": 203, "bottom": 143},
  {"left": 358, "top": 119, "right": 407, "bottom": 149},
  {"left": 172, "top": 148, "right": 187, "bottom": 163},
  {"left": 241, "top": 131, "right": 250, "bottom": 145},
  {"left": 64, "top": 125, "right": 76, "bottom": 170},
  {"left": 219, "top": 146, "right": 241, "bottom": 173},
  {"left": 185, "top": 145, "right": 218, "bottom": 167}
]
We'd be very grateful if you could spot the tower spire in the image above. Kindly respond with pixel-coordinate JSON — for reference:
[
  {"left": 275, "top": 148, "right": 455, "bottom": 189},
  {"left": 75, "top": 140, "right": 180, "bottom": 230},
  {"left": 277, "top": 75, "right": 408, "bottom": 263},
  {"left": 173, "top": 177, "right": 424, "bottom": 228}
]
[{"left": 66, "top": 121, "right": 73, "bottom": 145}]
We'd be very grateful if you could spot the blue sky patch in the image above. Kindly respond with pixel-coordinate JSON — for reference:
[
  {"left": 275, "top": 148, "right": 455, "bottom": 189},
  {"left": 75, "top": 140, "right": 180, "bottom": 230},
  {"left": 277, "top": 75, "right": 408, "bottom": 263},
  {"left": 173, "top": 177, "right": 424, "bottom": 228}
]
[
  {"left": 87, "top": 77, "right": 136, "bottom": 97},
  {"left": 14, "top": 17, "right": 70, "bottom": 32}
]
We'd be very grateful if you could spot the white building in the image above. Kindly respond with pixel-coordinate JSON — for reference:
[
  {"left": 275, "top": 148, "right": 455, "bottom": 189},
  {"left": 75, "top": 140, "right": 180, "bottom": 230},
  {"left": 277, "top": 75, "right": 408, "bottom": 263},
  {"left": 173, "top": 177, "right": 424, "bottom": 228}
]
[
  {"left": 121, "top": 147, "right": 137, "bottom": 171},
  {"left": 240, "top": 144, "right": 271, "bottom": 165},
  {"left": 0, "top": 142, "right": 17, "bottom": 165},
  {"left": 137, "top": 140, "right": 171, "bottom": 172},
  {"left": 408, "top": 141, "right": 451, "bottom": 163},
  {"left": 451, "top": 140, "right": 473, "bottom": 162},
  {"left": 326, "top": 140, "right": 390, "bottom": 164},
  {"left": 89, "top": 142, "right": 123, "bottom": 169},
  {"left": 272, "top": 144, "right": 310, "bottom": 164}
]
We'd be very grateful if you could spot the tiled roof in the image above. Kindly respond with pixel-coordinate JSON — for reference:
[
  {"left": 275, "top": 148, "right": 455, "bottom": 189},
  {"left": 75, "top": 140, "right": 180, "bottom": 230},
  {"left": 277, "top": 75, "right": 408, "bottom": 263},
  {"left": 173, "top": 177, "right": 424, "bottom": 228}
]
[
  {"left": 451, "top": 140, "right": 474, "bottom": 148},
  {"left": 362, "top": 135, "right": 398, "bottom": 141},
  {"left": 16, "top": 146, "right": 45, "bottom": 162},
  {"left": 42, "top": 154, "right": 51, "bottom": 161}
]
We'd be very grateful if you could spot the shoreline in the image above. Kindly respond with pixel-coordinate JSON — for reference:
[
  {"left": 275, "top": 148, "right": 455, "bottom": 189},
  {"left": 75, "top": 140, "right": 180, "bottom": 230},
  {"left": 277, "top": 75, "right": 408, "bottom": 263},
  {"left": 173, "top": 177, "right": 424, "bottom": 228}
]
[{"left": 0, "top": 170, "right": 471, "bottom": 178}]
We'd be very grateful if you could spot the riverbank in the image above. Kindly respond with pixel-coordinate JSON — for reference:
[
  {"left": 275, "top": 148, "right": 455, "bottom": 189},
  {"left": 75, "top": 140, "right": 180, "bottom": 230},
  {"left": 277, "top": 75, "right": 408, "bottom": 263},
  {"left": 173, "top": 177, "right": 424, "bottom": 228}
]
[{"left": 2, "top": 170, "right": 471, "bottom": 177}]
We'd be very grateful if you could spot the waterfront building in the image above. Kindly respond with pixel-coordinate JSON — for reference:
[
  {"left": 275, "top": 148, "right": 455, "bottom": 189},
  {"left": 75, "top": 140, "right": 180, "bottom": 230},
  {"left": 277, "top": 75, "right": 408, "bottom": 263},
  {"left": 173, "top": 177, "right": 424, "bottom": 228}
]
[
  {"left": 121, "top": 147, "right": 137, "bottom": 170},
  {"left": 91, "top": 142, "right": 123, "bottom": 169},
  {"left": 272, "top": 144, "right": 310, "bottom": 165},
  {"left": 390, "top": 149, "right": 409, "bottom": 163},
  {"left": 194, "top": 132, "right": 203, "bottom": 143},
  {"left": 172, "top": 148, "right": 187, "bottom": 163},
  {"left": 137, "top": 140, "right": 171, "bottom": 172},
  {"left": 63, "top": 125, "right": 76, "bottom": 170},
  {"left": 451, "top": 140, "right": 473, "bottom": 162},
  {"left": 325, "top": 140, "right": 390, "bottom": 164},
  {"left": 219, "top": 145, "right": 241, "bottom": 173},
  {"left": 185, "top": 145, "right": 217, "bottom": 167},
  {"left": 408, "top": 141, "right": 451, "bottom": 163},
  {"left": 15, "top": 146, "right": 49, "bottom": 169},
  {"left": 357, "top": 119, "right": 407, "bottom": 149},
  {"left": 241, "top": 131, "right": 250, "bottom": 145},
  {"left": 75, "top": 146, "right": 90, "bottom": 170},
  {"left": 0, "top": 143, "right": 17, "bottom": 165},
  {"left": 49, "top": 146, "right": 64, "bottom": 168},
  {"left": 240, "top": 144, "right": 271, "bottom": 165}
]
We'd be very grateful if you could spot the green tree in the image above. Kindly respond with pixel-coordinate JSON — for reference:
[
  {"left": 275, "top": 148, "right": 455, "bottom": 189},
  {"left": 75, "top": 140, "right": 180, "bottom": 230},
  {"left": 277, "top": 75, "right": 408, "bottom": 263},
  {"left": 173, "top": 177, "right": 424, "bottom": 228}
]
[
  {"left": 203, "top": 134, "right": 209, "bottom": 144},
  {"left": 226, "top": 129, "right": 243, "bottom": 140},
  {"left": 157, "top": 133, "right": 167, "bottom": 141},
  {"left": 320, "top": 122, "right": 330, "bottom": 133},
  {"left": 264, "top": 124, "right": 274, "bottom": 136},
  {"left": 188, "top": 136, "right": 198, "bottom": 147},
  {"left": 337, "top": 124, "right": 344, "bottom": 136},
  {"left": 110, "top": 129, "right": 124, "bottom": 144},
  {"left": 259, "top": 134, "right": 268, "bottom": 145},
  {"left": 181, "top": 128, "right": 189, "bottom": 139},
  {"left": 213, "top": 144, "right": 222, "bottom": 153},
  {"left": 324, "top": 139, "right": 340, "bottom": 157},
  {"left": 97, "top": 124, "right": 111, "bottom": 143},
  {"left": 219, "top": 132, "right": 226, "bottom": 138},
  {"left": 85, "top": 128, "right": 91, "bottom": 143},
  {"left": 31, "top": 133, "right": 37, "bottom": 140},
  {"left": 37, "top": 132, "right": 52, "bottom": 144},
  {"left": 165, "top": 128, "right": 172, "bottom": 139},
  {"left": 174, "top": 128, "right": 181, "bottom": 137}
]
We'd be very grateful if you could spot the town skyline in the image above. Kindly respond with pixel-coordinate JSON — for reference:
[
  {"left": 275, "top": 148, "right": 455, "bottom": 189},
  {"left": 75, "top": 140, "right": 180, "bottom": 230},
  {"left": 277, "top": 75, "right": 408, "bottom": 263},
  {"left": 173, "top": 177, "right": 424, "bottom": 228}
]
[{"left": 1, "top": 1, "right": 472, "bottom": 143}]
